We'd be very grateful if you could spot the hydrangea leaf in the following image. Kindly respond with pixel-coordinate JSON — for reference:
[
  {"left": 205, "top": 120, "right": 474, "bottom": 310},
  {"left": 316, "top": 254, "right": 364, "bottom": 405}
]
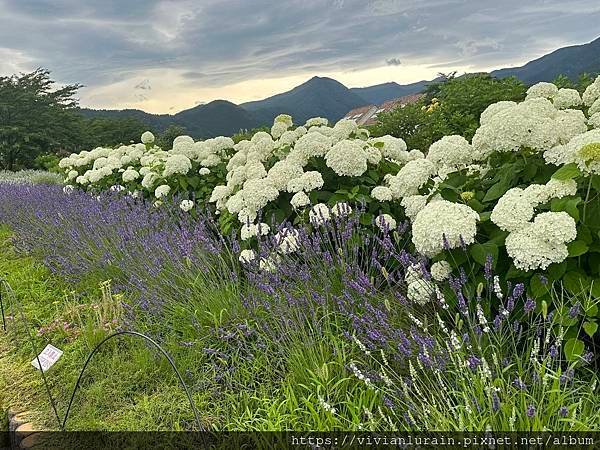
[
  {"left": 567, "top": 240, "right": 589, "bottom": 257},
  {"left": 552, "top": 163, "right": 581, "bottom": 180},
  {"left": 530, "top": 274, "right": 550, "bottom": 298},
  {"left": 583, "top": 321, "right": 598, "bottom": 337},
  {"left": 564, "top": 338, "right": 584, "bottom": 362},
  {"left": 469, "top": 242, "right": 498, "bottom": 267}
]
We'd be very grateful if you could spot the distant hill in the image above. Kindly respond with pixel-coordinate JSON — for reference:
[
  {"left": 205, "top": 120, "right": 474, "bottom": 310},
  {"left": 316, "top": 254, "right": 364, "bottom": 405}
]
[
  {"left": 491, "top": 36, "right": 600, "bottom": 83},
  {"left": 241, "top": 76, "right": 367, "bottom": 124},
  {"left": 350, "top": 80, "right": 433, "bottom": 105},
  {"left": 79, "top": 36, "right": 600, "bottom": 139}
]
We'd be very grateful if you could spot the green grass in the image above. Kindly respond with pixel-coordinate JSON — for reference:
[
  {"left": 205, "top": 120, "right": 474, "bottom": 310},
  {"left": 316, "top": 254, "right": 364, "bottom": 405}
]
[{"left": 1, "top": 224, "right": 600, "bottom": 432}]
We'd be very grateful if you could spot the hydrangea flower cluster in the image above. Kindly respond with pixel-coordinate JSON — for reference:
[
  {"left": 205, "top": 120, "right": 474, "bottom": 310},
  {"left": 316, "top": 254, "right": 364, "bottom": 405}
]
[{"left": 58, "top": 76, "right": 600, "bottom": 271}]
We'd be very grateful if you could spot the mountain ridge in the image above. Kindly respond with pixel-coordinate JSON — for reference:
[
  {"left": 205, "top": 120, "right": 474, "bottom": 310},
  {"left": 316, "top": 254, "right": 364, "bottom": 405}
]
[{"left": 80, "top": 36, "right": 600, "bottom": 138}]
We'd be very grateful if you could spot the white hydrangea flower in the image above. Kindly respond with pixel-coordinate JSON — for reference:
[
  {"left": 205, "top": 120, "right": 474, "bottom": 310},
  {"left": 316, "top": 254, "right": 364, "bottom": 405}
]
[
  {"left": 544, "top": 129, "right": 600, "bottom": 175},
  {"left": 412, "top": 200, "right": 479, "bottom": 257},
  {"left": 275, "top": 227, "right": 300, "bottom": 254},
  {"left": 290, "top": 191, "right": 310, "bottom": 209},
  {"left": 238, "top": 208, "right": 257, "bottom": 224},
  {"left": 163, "top": 154, "right": 192, "bottom": 177},
  {"left": 141, "top": 131, "right": 155, "bottom": 144},
  {"left": 430, "top": 260, "right": 452, "bottom": 282},
  {"left": 325, "top": 140, "right": 368, "bottom": 177},
  {"left": 553, "top": 88, "right": 582, "bottom": 109},
  {"left": 287, "top": 171, "right": 324, "bottom": 193},
  {"left": 490, "top": 188, "right": 535, "bottom": 232},
  {"left": 365, "top": 147, "right": 382, "bottom": 164},
  {"left": 199, "top": 167, "right": 211, "bottom": 175},
  {"left": 544, "top": 178, "right": 577, "bottom": 200},
  {"left": 331, "top": 119, "right": 358, "bottom": 141},
  {"left": 401, "top": 195, "right": 429, "bottom": 221},
  {"left": 332, "top": 202, "right": 352, "bottom": 217},
  {"left": 472, "top": 98, "right": 560, "bottom": 157},
  {"left": 240, "top": 223, "right": 270, "bottom": 241},
  {"left": 582, "top": 76, "right": 600, "bottom": 106},
  {"left": 371, "top": 186, "right": 393, "bottom": 201},
  {"left": 154, "top": 184, "right": 171, "bottom": 199},
  {"left": 267, "top": 160, "right": 303, "bottom": 190},
  {"left": 239, "top": 249, "right": 256, "bottom": 264},
  {"left": 555, "top": 109, "right": 588, "bottom": 144},
  {"left": 110, "top": 184, "right": 125, "bottom": 192},
  {"left": 589, "top": 98, "right": 600, "bottom": 117},
  {"left": 375, "top": 214, "right": 396, "bottom": 232},
  {"left": 241, "top": 178, "right": 279, "bottom": 211},
  {"left": 589, "top": 112, "right": 600, "bottom": 129},
  {"left": 305, "top": 117, "right": 329, "bottom": 128},
  {"left": 292, "top": 132, "right": 333, "bottom": 161},
  {"left": 480, "top": 101, "right": 517, "bottom": 126},
  {"left": 63, "top": 185, "right": 74, "bottom": 194},
  {"left": 368, "top": 135, "right": 408, "bottom": 162},
  {"left": 309, "top": 203, "right": 331, "bottom": 225},
  {"left": 209, "top": 185, "right": 232, "bottom": 203},
  {"left": 180, "top": 200, "right": 194, "bottom": 212},
  {"left": 122, "top": 168, "right": 140, "bottom": 183},
  {"left": 245, "top": 161, "right": 268, "bottom": 181},
  {"left": 141, "top": 172, "right": 159, "bottom": 189},
  {"left": 67, "top": 170, "right": 78, "bottom": 181},
  {"left": 427, "top": 135, "right": 474, "bottom": 168},
  {"left": 386, "top": 159, "right": 435, "bottom": 198},
  {"left": 200, "top": 154, "right": 222, "bottom": 167},
  {"left": 408, "top": 149, "right": 425, "bottom": 160},
  {"left": 526, "top": 82, "right": 559, "bottom": 100},
  {"left": 271, "top": 121, "right": 289, "bottom": 139},
  {"left": 505, "top": 212, "right": 576, "bottom": 271},
  {"left": 406, "top": 277, "right": 434, "bottom": 305},
  {"left": 225, "top": 191, "right": 245, "bottom": 214}
]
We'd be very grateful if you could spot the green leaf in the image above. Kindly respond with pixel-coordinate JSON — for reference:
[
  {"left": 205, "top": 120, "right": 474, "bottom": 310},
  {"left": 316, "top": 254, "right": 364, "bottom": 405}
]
[
  {"left": 563, "top": 271, "right": 591, "bottom": 294},
  {"left": 564, "top": 338, "right": 584, "bottom": 362},
  {"left": 567, "top": 240, "right": 588, "bottom": 257},
  {"left": 583, "top": 321, "right": 598, "bottom": 338},
  {"left": 547, "top": 261, "right": 567, "bottom": 280},
  {"left": 469, "top": 242, "right": 498, "bottom": 267},
  {"left": 530, "top": 274, "right": 550, "bottom": 298},
  {"left": 483, "top": 179, "right": 510, "bottom": 202},
  {"left": 552, "top": 163, "right": 581, "bottom": 180}
]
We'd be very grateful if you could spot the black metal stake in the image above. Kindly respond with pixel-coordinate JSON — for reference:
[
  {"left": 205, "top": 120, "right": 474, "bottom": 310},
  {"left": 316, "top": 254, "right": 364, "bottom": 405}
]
[
  {"left": 62, "top": 330, "right": 204, "bottom": 432},
  {"left": 1, "top": 278, "right": 64, "bottom": 430}
]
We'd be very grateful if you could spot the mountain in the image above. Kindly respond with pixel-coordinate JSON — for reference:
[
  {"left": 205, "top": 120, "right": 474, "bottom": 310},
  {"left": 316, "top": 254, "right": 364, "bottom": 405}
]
[
  {"left": 241, "top": 76, "right": 367, "bottom": 124},
  {"left": 350, "top": 80, "right": 432, "bottom": 105},
  {"left": 80, "top": 100, "right": 262, "bottom": 138},
  {"left": 491, "top": 36, "right": 600, "bottom": 83},
  {"left": 173, "top": 100, "right": 262, "bottom": 137},
  {"left": 78, "top": 36, "right": 600, "bottom": 139}
]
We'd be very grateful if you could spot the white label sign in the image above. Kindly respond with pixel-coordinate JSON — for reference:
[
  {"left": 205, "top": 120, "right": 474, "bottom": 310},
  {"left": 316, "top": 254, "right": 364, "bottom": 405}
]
[{"left": 31, "top": 344, "right": 63, "bottom": 372}]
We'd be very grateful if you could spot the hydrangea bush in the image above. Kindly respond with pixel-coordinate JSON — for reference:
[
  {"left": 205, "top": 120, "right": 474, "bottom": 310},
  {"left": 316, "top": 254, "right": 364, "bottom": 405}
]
[{"left": 58, "top": 78, "right": 600, "bottom": 351}]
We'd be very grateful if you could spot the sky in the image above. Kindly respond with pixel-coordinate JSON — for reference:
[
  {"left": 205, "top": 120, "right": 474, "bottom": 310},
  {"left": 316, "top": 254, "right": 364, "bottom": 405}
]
[{"left": 1, "top": 0, "right": 599, "bottom": 114}]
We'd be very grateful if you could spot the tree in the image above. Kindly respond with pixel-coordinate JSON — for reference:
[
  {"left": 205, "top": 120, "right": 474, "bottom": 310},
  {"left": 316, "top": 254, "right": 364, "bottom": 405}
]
[
  {"left": 84, "top": 117, "right": 151, "bottom": 148},
  {"left": 369, "top": 100, "right": 452, "bottom": 150},
  {"left": 156, "top": 124, "right": 187, "bottom": 149},
  {"left": 0, "top": 68, "right": 83, "bottom": 170}
]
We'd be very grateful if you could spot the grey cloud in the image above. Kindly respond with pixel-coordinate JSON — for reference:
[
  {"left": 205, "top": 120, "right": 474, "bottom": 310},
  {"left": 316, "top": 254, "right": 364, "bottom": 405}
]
[{"left": 0, "top": 0, "right": 599, "bottom": 97}]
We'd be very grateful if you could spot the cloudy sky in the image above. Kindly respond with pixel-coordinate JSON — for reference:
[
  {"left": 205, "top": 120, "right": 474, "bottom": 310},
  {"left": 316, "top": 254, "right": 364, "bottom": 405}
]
[{"left": 1, "top": 0, "right": 599, "bottom": 113}]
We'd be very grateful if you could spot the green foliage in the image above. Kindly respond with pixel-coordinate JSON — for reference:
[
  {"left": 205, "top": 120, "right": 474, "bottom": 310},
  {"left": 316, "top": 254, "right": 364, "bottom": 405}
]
[
  {"left": 372, "top": 74, "right": 527, "bottom": 147},
  {"left": 156, "top": 125, "right": 187, "bottom": 149},
  {"left": 84, "top": 116, "right": 151, "bottom": 148},
  {"left": 232, "top": 126, "right": 271, "bottom": 144},
  {"left": 369, "top": 100, "right": 451, "bottom": 150},
  {"left": 0, "top": 69, "right": 83, "bottom": 170}
]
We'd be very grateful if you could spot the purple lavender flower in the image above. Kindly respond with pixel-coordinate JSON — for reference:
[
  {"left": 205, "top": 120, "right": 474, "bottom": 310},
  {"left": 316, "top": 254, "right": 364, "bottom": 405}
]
[
  {"left": 568, "top": 302, "right": 581, "bottom": 318},
  {"left": 526, "top": 404, "right": 536, "bottom": 418},
  {"left": 559, "top": 406, "right": 569, "bottom": 417},
  {"left": 524, "top": 297, "right": 536, "bottom": 314},
  {"left": 513, "top": 377, "right": 527, "bottom": 391}
]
